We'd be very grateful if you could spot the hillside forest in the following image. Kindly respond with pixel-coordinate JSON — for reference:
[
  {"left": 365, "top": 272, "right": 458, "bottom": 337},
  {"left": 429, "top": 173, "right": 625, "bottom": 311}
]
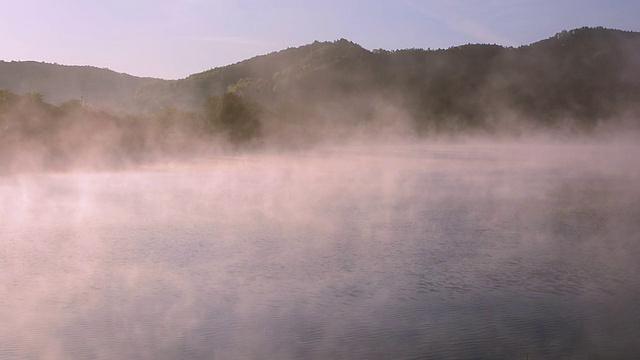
[{"left": 1, "top": 27, "right": 639, "bottom": 172}]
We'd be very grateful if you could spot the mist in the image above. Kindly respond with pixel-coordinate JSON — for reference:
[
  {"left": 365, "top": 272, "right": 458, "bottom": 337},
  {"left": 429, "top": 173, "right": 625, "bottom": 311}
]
[
  {"left": 2, "top": 133, "right": 640, "bottom": 358},
  {"left": 2, "top": 26, "right": 640, "bottom": 359}
]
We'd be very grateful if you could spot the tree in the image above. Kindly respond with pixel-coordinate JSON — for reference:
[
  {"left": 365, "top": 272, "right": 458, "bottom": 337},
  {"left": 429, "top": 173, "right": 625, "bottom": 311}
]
[{"left": 204, "top": 92, "right": 262, "bottom": 143}]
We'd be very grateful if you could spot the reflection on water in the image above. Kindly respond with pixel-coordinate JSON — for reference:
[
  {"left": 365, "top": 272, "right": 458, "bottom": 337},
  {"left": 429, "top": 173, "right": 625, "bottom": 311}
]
[{"left": 2, "top": 142, "right": 640, "bottom": 359}]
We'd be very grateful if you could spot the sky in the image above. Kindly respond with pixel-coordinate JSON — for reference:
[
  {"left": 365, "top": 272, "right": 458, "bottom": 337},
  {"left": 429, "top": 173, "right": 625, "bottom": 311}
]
[{"left": 1, "top": 0, "right": 638, "bottom": 80}]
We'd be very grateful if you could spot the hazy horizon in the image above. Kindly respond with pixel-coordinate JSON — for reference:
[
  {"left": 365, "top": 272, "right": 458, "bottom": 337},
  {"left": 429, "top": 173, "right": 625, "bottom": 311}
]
[
  {"left": 0, "top": 25, "right": 637, "bottom": 81},
  {"left": 2, "top": 0, "right": 639, "bottom": 79}
]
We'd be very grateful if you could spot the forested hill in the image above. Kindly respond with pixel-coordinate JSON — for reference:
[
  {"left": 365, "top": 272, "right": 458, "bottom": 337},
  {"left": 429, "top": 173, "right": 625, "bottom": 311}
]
[
  {"left": 0, "top": 61, "right": 161, "bottom": 112},
  {"left": 137, "top": 26, "right": 640, "bottom": 131},
  {"left": 1, "top": 27, "right": 639, "bottom": 172},
  {"left": 1, "top": 27, "right": 639, "bottom": 132}
]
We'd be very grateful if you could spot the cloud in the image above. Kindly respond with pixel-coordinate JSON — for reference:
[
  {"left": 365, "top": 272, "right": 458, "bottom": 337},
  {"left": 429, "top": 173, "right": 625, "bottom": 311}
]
[{"left": 402, "top": 0, "right": 518, "bottom": 46}]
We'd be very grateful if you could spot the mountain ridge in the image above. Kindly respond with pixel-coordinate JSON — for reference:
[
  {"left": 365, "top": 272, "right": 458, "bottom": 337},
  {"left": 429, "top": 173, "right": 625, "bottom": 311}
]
[
  {"left": 1, "top": 26, "right": 639, "bottom": 128},
  {"left": 1, "top": 26, "right": 640, "bottom": 172}
]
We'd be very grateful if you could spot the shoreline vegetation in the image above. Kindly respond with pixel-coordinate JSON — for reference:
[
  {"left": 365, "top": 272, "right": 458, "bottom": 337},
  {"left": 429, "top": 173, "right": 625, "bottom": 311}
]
[{"left": 1, "top": 27, "right": 639, "bottom": 173}]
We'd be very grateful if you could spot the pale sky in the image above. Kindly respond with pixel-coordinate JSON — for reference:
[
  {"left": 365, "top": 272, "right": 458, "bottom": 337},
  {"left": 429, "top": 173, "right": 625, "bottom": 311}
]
[{"left": 1, "top": 0, "right": 638, "bottom": 79}]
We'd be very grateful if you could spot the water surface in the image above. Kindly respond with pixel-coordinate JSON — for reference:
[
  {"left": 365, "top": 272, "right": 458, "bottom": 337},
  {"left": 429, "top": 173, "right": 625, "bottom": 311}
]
[{"left": 2, "top": 142, "right": 640, "bottom": 359}]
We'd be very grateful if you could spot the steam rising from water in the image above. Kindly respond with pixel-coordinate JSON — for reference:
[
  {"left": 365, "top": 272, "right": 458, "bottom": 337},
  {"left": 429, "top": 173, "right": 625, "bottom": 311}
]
[{"left": 2, "top": 140, "right": 640, "bottom": 358}]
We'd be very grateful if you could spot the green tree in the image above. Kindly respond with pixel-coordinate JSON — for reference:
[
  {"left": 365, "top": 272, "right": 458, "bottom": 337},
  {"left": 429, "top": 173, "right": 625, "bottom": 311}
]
[{"left": 204, "top": 92, "right": 262, "bottom": 143}]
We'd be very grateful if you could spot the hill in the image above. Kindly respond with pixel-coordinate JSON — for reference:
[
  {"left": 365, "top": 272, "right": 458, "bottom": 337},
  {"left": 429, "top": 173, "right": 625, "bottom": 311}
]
[
  {"left": 0, "top": 61, "right": 161, "bottom": 112},
  {"left": 1, "top": 27, "right": 640, "bottom": 173},
  {"left": 1, "top": 27, "right": 639, "bottom": 135},
  {"left": 136, "top": 26, "right": 640, "bottom": 133}
]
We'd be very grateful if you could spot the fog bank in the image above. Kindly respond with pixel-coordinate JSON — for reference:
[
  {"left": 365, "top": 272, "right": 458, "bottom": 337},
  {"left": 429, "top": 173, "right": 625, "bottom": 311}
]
[{"left": 2, "top": 140, "right": 640, "bottom": 358}]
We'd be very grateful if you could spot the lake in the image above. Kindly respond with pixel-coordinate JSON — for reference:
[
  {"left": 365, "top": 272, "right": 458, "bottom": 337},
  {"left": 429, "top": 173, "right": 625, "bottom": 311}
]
[{"left": 2, "top": 141, "right": 640, "bottom": 359}]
